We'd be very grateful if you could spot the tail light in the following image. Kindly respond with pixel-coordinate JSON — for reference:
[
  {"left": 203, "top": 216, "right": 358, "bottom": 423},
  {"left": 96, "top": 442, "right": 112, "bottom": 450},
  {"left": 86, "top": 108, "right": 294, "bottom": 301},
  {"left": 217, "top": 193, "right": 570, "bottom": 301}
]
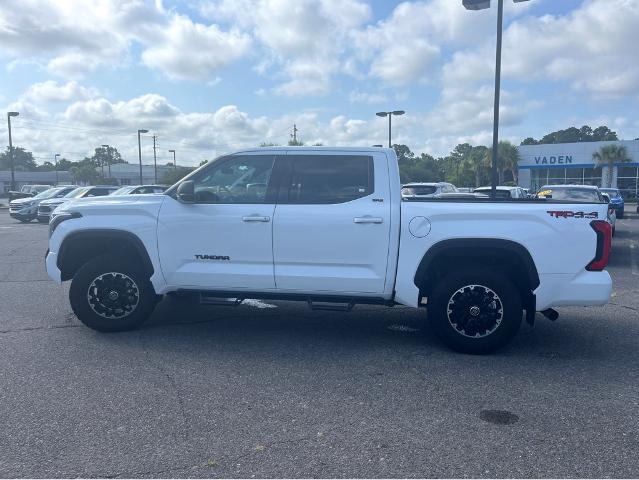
[{"left": 586, "top": 220, "right": 612, "bottom": 271}]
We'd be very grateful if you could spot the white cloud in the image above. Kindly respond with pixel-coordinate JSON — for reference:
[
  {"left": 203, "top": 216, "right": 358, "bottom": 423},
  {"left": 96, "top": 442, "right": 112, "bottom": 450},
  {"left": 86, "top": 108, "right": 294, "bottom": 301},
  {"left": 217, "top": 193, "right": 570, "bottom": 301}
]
[
  {"left": 141, "top": 15, "right": 251, "bottom": 80},
  {"left": 349, "top": 90, "right": 388, "bottom": 105},
  {"left": 443, "top": 0, "right": 639, "bottom": 99},
  {"left": 23, "top": 81, "right": 99, "bottom": 103}
]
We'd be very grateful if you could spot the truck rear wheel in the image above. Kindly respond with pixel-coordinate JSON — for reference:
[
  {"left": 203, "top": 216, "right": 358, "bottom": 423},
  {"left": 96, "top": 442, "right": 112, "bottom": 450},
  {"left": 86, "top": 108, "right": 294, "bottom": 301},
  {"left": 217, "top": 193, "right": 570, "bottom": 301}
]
[
  {"left": 427, "top": 270, "right": 522, "bottom": 354},
  {"left": 69, "top": 254, "right": 157, "bottom": 332}
]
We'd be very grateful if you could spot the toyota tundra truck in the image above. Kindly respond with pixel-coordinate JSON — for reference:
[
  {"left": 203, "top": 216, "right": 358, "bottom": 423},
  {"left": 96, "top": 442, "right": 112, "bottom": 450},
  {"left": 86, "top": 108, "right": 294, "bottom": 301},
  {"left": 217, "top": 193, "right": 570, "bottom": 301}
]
[{"left": 45, "top": 147, "right": 612, "bottom": 353}]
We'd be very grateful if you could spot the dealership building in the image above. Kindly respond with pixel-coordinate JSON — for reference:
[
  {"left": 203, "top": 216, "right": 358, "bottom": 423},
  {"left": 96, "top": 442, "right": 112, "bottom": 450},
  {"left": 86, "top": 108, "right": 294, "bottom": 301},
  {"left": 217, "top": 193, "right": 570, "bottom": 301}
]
[{"left": 517, "top": 140, "right": 639, "bottom": 198}]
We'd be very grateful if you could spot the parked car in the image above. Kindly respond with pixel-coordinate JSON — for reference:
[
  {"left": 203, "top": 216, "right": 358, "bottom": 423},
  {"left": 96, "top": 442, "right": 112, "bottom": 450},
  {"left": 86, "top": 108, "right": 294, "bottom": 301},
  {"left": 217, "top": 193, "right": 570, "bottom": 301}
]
[
  {"left": 110, "top": 185, "right": 168, "bottom": 195},
  {"left": 46, "top": 147, "right": 612, "bottom": 354},
  {"left": 37, "top": 185, "right": 119, "bottom": 223},
  {"left": 8, "top": 184, "right": 50, "bottom": 202},
  {"left": 535, "top": 184, "right": 604, "bottom": 202},
  {"left": 9, "top": 186, "right": 76, "bottom": 223},
  {"left": 599, "top": 188, "right": 624, "bottom": 219},
  {"left": 601, "top": 193, "right": 617, "bottom": 236},
  {"left": 401, "top": 182, "right": 458, "bottom": 197},
  {"left": 473, "top": 186, "right": 528, "bottom": 199}
]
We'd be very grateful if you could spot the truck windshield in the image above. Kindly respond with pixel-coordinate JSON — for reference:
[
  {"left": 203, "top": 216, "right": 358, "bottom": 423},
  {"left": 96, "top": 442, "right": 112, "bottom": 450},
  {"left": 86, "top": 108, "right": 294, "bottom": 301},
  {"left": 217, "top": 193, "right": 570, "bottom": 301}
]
[
  {"left": 402, "top": 186, "right": 437, "bottom": 196},
  {"left": 32, "top": 187, "right": 64, "bottom": 200},
  {"left": 538, "top": 187, "right": 601, "bottom": 202},
  {"left": 63, "top": 187, "right": 91, "bottom": 198},
  {"left": 600, "top": 188, "right": 621, "bottom": 199}
]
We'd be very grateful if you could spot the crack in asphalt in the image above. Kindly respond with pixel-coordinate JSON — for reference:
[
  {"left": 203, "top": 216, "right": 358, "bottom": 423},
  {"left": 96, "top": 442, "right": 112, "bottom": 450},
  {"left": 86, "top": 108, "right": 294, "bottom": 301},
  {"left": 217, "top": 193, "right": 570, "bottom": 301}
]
[
  {"left": 138, "top": 331, "right": 191, "bottom": 443},
  {"left": 0, "top": 323, "right": 79, "bottom": 334}
]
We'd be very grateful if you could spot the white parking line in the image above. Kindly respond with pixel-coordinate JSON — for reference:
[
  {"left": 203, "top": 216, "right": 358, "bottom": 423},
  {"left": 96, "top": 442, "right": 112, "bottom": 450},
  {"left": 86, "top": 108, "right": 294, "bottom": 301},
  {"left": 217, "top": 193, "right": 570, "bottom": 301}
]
[{"left": 630, "top": 241, "right": 639, "bottom": 276}]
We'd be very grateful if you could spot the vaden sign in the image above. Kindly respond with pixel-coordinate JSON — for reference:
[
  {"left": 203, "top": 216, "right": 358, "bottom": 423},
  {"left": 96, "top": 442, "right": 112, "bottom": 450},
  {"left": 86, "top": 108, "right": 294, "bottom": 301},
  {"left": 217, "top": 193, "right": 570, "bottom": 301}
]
[{"left": 535, "top": 155, "right": 573, "bottom": 165}]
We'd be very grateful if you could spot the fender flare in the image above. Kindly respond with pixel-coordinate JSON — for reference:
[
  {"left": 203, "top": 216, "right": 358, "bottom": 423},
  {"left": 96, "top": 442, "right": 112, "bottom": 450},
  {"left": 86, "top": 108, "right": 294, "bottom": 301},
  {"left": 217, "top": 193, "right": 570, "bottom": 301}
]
[
  {"left": 413, "top": 238, "right": 540, "bottom": 290},
  {"left": 57, "top": 229, "right": 154, "bottom": 280}
]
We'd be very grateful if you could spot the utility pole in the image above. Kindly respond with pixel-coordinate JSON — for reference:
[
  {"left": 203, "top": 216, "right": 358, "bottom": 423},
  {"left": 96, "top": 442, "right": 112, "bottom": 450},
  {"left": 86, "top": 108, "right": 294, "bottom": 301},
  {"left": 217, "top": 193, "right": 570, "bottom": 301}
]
[
  {"left": 137, "top": 129, "right": 148, "bottom": 185},
  {"left": 152, "top": 135, "right": 158, "bottom": 184},
  {"left": 291, "top": 124, "right": 298, "bottom": 144},
  {"left": 7, "top": 112, "right": 19, "bottom": 191},
  {"left": 54, "top": 153, "right": 60, "bottom": 185}
]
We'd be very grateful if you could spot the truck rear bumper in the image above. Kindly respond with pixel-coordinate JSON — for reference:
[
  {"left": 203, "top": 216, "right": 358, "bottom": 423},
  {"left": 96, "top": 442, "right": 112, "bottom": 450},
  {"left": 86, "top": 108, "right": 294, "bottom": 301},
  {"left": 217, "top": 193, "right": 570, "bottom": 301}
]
[{"left": 535, "top": 271, "right": 612, "bottom": 310}]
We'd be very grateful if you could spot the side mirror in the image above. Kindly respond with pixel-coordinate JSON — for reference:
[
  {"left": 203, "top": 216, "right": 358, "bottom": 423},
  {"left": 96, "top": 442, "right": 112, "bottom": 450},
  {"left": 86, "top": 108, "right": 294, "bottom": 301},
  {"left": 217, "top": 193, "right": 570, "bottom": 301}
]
[{"left": 177, "top": 180, "right": 195, "bottom": 203}]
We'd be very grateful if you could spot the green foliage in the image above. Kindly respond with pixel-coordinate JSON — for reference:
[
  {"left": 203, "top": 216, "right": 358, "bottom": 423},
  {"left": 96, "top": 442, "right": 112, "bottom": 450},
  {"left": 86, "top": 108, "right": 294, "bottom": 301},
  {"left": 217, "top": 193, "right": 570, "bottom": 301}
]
[
  {"left": 593, "top": 144, "right": 630, "bottom": 187},
  {"left": 161, "top": 166, "right": 195, "bottom": 186},
  {"left": 0, "top": 147, "right": 37, "bottom": 171},
  {"left": 92, "top": 145, "right": 125, "bottom": 169},
  {"left": 522, "top": 125, "right": 618, "bottom": 145},
  {"left": 394, "top": 144, "right": 444, "bottom": 184},
  {"left": 259, "top": 142, "right": 279, "bottom": 147},
  {"left": 287, "top": 138, "right": 304, "bottom": 146},
  {"left": 440, "top": 144, "right": 492, "bottom": 188},
  {"left": 70, "top": 158, "right": 101, "bottom": 184}
]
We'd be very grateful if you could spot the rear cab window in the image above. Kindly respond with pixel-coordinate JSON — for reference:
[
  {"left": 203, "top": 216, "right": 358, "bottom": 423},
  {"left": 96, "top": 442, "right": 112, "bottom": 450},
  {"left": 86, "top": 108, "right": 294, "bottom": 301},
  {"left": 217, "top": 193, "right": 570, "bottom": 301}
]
[{"left": 281, "top": 155, "right": 374, "bottom": 204}]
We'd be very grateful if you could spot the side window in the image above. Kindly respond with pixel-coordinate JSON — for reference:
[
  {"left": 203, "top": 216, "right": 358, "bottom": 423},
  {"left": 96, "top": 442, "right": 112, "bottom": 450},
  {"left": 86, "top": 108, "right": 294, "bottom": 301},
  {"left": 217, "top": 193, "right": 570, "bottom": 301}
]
[
  {"left": 88, "top": 188, "right": 110, "bottom": 197},
  {"left": 192, "top": 155, "right": 274, "bottom": 204},
  {"left": 285, "top": 155, "right": 374, "bottom": 204}
]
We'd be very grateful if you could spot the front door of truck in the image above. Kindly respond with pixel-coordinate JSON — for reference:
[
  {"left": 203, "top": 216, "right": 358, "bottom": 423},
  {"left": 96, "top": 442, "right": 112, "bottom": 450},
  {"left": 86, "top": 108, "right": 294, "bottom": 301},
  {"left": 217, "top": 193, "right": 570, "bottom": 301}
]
[{"left": 157, "top": 153, "right": 279, "bottom": 290}]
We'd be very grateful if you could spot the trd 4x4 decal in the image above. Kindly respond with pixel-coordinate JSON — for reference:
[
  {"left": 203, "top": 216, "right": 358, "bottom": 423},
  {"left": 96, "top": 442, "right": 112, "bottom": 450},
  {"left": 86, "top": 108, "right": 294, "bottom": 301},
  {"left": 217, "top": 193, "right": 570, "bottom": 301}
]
[{"left": 546, "top": 211, "right": 598, "bottom": 219}]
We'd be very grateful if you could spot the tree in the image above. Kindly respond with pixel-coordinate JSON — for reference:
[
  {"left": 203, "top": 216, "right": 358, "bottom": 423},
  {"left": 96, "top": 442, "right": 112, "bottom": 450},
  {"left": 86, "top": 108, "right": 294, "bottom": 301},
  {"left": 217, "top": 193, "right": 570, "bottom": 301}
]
[
  {"left": 161, "top": 166, "right": 194, "bottom": 185},
  {"left": 259, "top": 142, "right": 279, "bottom": 147},
  {"left": 0, "top": 146, "right": 37, "bottom": 171},
  {"left": 91, "top": 146, "right": 124, "bottom": 176},
  {"left": 69, "top": 157, "right": 101, "bottom": 184},
  {"left": 522, "top": 125, "right": 618, "bottom": 145},
  {"left": 287, "top": 138, "right": 304, "bottom": 146},
  {"left": 393, "top": 144, "right": 444, "bottom": 183},
  {"left": 484, "top": 141, "right": 520, "bottom": 184},
  {"left": 593, "top": 144, "right": 630, "bottom": 187}
]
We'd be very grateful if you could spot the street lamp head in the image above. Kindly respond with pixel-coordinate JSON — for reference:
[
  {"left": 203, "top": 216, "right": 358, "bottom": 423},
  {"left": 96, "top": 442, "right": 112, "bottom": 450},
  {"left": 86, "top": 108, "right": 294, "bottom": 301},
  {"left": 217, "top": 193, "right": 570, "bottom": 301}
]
[
  {"left": 392, "top": 110, "right": 405, "bottom": 116},
  {"left": 101, "top": 144, "right": 109, "bottom": 148},
  {"left": 138, "top": 129, "right": 149, "bottom": 134},
  {"left": 55, "top": 153, "right": 60, "bottom": 158},
  {"left": 168, "top": 149, "right": 175, "bottom": 153},
  {"left": 8, "top": 111, "right": 19, "bottom": 117},
  {"left": 376, "top": 112, "right": 388, "bottom": 117}
]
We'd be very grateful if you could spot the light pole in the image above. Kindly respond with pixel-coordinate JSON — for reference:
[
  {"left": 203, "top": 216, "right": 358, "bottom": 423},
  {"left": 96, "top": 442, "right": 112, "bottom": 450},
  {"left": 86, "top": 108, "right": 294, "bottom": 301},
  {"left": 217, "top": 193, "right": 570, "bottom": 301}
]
[
  {"left": 7, "top": 111, "right": 19, "bottom": 191},
  {"left": 137, "top": 129, "right": 148, "bottom": 185},
  {"left": 463, "top": 0, "right": 530, "bottom": 198},
  {"left": 168, "top": 149, "right": 176, "bottom": 170},
  {"left": 376, "top": 110, "right": 405, "bottom": 148},
  {"left": 101, "top": 144, "right": 111, "bottom": 178},
  {"left": 54, "top": 153, "right": 60, "bottom": 185}
]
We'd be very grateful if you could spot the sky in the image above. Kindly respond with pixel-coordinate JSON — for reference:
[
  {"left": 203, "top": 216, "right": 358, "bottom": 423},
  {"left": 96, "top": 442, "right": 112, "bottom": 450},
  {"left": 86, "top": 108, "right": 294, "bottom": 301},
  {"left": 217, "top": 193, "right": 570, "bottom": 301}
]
[{"left": 0, "top": 0, "right": 638, "bottom": 167}]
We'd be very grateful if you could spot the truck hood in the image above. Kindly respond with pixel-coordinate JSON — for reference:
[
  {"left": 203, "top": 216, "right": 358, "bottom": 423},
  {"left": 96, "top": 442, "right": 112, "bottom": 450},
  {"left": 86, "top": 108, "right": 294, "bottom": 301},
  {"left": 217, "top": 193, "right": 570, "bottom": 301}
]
[
  {"left": 57, "top": 194, "right": 167, "bottom": 216},
  {"left": 10, "top": 197, "right": 37, "bottom": 206}
]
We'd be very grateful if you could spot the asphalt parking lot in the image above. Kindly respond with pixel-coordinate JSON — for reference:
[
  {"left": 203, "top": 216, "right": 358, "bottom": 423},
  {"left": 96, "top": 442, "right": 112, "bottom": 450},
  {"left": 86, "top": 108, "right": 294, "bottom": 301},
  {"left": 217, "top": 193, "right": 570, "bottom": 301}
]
[{"left": 1, "top": 209, "right": 638, "bottom": 478}]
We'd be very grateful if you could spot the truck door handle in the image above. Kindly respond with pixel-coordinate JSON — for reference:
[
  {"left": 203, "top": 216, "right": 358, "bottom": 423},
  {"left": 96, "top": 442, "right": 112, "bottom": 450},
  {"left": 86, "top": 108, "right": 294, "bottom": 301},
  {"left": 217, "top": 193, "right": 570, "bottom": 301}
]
[
  {"left": 242, "top": 215, "right": 271, "bottom": 222},
  {"left": 353, "top": 216, "right": 383, "bottom": 224}
]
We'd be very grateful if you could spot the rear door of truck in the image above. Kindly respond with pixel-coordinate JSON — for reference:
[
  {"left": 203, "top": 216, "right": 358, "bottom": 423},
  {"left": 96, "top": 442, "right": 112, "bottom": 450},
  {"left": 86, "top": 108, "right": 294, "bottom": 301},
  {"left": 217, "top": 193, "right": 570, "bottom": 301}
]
[{"left": 271, "top": 151, "right": 392, "bottom": 294}]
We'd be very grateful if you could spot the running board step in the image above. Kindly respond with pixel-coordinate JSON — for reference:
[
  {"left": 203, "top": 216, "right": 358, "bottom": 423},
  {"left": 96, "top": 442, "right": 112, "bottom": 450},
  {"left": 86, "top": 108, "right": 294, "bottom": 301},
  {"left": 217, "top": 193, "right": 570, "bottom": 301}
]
[
  {"left": 307, "top": 299, "right": 355, "bottom": 312},
  {"left": 199, "top": 293, "right": 244, "bottom": 306}
]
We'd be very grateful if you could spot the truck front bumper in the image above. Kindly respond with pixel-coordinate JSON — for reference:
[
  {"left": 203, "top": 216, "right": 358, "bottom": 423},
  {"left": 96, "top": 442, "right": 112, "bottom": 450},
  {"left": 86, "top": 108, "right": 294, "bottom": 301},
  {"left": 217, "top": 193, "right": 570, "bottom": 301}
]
[
  {"left": 46, "top": 250, "right": 62, "bottom": 283},
  {"left": 535, "top": 270, "right": 612, "bottom": 310}
]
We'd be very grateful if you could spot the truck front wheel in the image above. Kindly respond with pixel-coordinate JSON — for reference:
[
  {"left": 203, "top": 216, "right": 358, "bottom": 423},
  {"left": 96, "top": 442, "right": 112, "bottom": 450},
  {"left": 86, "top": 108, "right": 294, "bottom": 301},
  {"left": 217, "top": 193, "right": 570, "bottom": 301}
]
[
  {"left": 427, "top": 270, "right": 522, "bottom": 354},
  {"left": 69, "top": 254, "right": 157, "bottom": 332}
]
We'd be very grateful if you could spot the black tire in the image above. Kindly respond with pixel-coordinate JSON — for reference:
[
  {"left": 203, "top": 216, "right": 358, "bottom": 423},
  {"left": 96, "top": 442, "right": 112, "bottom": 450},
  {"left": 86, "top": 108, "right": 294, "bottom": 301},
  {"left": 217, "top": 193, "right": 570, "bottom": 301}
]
[
  {"left": 18, "top": 217, "right": 33, "bottom": 223},
  {"left": 427, "top": 269, "right": 522, "bottom": 354},
  {"left": 69, "top": 254, "right": 157, "bottom": 332}
]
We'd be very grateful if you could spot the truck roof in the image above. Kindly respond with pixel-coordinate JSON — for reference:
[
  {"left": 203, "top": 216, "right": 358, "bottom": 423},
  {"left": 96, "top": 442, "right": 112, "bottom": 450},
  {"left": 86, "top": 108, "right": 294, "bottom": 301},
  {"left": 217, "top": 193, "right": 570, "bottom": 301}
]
[{"left": 233, "top": 146, "right": 395, "bottom": 155}]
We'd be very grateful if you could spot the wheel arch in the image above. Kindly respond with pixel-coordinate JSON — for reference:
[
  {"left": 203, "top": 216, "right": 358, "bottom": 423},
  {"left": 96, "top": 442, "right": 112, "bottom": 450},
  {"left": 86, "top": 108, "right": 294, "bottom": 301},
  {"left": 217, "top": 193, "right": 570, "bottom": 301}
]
[
  {"left": 57, "top": 229, "right": 154, "bottom": 282},
  {"left": 414, "top": 238, "right": 540, "bottom": 304}
]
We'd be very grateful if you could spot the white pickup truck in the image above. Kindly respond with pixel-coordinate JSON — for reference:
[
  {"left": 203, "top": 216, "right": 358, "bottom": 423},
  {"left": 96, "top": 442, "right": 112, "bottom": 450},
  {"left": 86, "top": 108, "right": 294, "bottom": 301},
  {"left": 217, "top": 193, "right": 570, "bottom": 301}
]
[{"left": 46, "top": 147, "right": 612, "bottom": 353}]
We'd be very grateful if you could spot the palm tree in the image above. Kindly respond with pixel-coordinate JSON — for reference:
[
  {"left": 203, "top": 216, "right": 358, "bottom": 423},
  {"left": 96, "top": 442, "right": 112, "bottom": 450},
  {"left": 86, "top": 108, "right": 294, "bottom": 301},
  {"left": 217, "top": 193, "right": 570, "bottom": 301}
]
[
  {"left": 483, "top": 141, "right": 520, "bottom": 184},
  {"left": 593, "top": 144, "right": 630, "bottom": 187}
]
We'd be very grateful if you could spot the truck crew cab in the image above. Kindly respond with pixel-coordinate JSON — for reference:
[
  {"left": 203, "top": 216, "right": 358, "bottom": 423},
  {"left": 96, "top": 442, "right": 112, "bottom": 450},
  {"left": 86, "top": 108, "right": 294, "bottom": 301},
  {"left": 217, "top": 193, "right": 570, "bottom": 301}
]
[{"left": 46, "top": 147, "right": 612, "bottom": 353}]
